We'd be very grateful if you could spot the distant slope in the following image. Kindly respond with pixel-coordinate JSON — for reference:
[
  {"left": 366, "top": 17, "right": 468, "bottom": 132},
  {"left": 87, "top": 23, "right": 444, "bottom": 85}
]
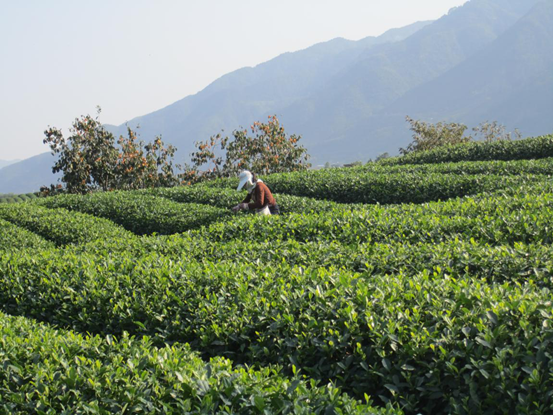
[
  {"left": 6, "top": 0, "right": 553, "bottom": 193},
  {"left": 326, "top": 0, "right": 553, "bottom": 161},
  {"left": 0, "top": 152, "right": 60, "bottom": 194},
  {"left": 278, "top": 0, "right": 543, "bottom": 161},
  {"left": 103, "top": 0, "right": 550, "bottom": 165},
  {"left": 104, "top": 21, "right": 432, "bottom": 158},
  {"left": 0, "top": 160, "right": 20, "bottom": 169},
  {"left": 388, "top": 0, "right": 553, "bottom": 136}
]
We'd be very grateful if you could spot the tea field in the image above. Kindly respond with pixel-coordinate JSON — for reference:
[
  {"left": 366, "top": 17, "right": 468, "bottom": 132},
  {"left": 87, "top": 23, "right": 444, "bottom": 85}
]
[{"left": 1, "top": 136, "right": 553, "bottom": 414}]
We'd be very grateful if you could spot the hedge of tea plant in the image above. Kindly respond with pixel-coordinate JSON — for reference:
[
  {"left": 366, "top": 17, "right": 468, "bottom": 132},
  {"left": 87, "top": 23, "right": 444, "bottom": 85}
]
[
  {"left": 0, "top": 192, "right": 38, "bottom": 204},
  {"left": 363, "top": 157, "right": 553, "bottom": 176},
  {"left": 379, "top": 134, "right": 553, "bottom": 166},
  {"left": 199, "top": 188, "right": 553, "bottom": 246},
  {"left": 66, "top": 232, "right": 553, "bottom": 292},
  {"left": 0, "top": 312, "right": 395, "bottom": 415},
  {"left": 0, "top": 218, "right": 55, "bottom": 251},
  {"left": 1, "top": 181, "right": 553, "bottom": 413},
  {"left": 199, "top": 157, "right": 552, "bottom": 194},
  {"left": 262, "top": 172, "right": 542, "bottom": 204},
  {"left": 0, "top": 250, "right": 551, "bottom": 414},
  {"left": 146, "top": 185, "right": 349, "bottom": 213},
  {"left": 2, "top": 157, "right": 553, "bottom": 414},
  {"left": 196, "top": 170, "right": 543, "bottom": 204},
  {"left": 0, "top": 203, "right": 133, "bottom": 246},
  {"left": 34, "top": 191, "right": 229, "bottom": 235}
]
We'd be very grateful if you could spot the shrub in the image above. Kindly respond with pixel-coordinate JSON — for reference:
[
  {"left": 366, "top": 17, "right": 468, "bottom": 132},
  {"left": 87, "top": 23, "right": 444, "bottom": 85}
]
[
  {"left": 34, "top": 192, "right": 230, "bottom": 235},
  {"left": 382, "top": 134, "right": 553, "bottom": 165},
  {"left": 0, "top": 203, "right": 133, "bottom": 246},
  {"left": 0, "top": 219, "right": 55, "bottom": 251},
  {"left": 0, "top": 312, "right": 394, "bottom": 414}
]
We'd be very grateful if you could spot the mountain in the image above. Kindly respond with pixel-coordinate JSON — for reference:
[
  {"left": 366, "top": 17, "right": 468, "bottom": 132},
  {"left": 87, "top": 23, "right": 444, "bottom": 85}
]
[
  {"left": 3, "top": 0, "right": 552, "bottom": 193},
  {"left": 318, "top": 0, "right": 553, "bottom": 160},
  {"left": 386, "top": 0, "right": 553, "bottom": 135},
  {"left": 0, "top": 152, "right": 60, "bottom": 194},
  {"left": 101, "top": 0, "right": 551, "bottom": 165},
  {"left": 104, "top": 20, "right": 432, "bottom": 160},
  {"left": 0, "top": 160, "right": 20, "bottom": 169},
  {"left": 278, "top": 0, "right": 546, "bottom": 161}
]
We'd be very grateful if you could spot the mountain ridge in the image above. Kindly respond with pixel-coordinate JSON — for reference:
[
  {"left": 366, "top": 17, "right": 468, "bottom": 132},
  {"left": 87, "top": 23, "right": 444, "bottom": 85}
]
[
  {"left": 2, "top": 0, "right": 552, "bottom": 192},
  {"left": 104, "top": 20, "right": 433, "bottom": 158},
  {"left": 0, "top": 160, "right": 20, "bottom": 170}
]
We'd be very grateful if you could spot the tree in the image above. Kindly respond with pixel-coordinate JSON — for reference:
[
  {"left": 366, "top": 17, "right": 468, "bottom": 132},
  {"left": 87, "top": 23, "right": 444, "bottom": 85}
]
[
  {"left": 115, "top": 127, "right": 179, "bottom": 190},
  {"left": 400, "top": 116, "right": 523, "bottom": 155},
  {"left": 400, "top": 116, "right": 470, "bottom": 155},
  {"left": 471, "top": 121, "right": 522, "bottom": 142},
  {"left": 43, "top": 108, "right": 180, "bottom": 194},
  {"left": 184, "top": 115, "right": 310, "bottom": 183},
  {"left": 44, "top": 108, "right": 118, "bottom": 194}
]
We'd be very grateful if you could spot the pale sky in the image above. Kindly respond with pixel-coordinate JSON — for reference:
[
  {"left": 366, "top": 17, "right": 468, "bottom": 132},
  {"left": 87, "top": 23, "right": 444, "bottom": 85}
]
[{"left": 0, "top": 0, "right": 467, "bottom": 160}]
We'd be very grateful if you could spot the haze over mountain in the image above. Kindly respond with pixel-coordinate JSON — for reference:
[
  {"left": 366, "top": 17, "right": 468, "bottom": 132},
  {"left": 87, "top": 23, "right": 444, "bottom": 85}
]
[
  {"left": 0, "top": 153, "right": 59, "bottom": 194},
  {"left": 104, "top": 20, "right": 432, "bottom": 161},
  {"left": 310, "top": 0, "right": 553, "bottom": 159},
  {"left": 0, "top": 160, "right": 20, "bottom": 170},
  {"left": 2, "top": 0, "right": 551, "bottom": 193},
  {"left": 102, "top": 0, "right": 550, "bottom": 165}
]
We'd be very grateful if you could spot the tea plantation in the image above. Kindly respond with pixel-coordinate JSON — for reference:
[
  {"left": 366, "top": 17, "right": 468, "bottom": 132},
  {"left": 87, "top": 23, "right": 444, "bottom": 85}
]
[{"left": 1, "top": 136, "right": 552, "bottom": 414}]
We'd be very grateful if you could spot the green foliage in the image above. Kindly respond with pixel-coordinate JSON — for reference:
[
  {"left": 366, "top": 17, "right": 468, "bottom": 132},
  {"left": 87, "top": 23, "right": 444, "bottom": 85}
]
[
  {"left": 146, "top": 185, "right": 347, "bottom": 214},
  {"left": 254, "top": 170, "right": 542, "bottom": 204},
  {"left": 183, "top": 115, "right": 310, "bottom": 183},
  {"left": 34, "top": 191, "right": 229, "bottom": 235},
  {"left": 0, "top": 219, "right": 55, "bottom": 251},
  {"left": 365, "top": 157, "right": 553, "bottom": 176},
  {"left": 43, "top": 108, "right": 180, "bottom": 194},
  {"left": 400, "top": 116, "right": 471, "bottom": 155},
  {"left": 0, "top": 193, "right": 38, "bottom": 203},
  {"left": 2, "top": 158, "right": 553, "bottom": 414},
  {"left": 116, "top": 127, "right": 180, "bottom": 190},
  {"left": 0, "top": 203, "right": 133, "bottom": 246},
  {"left": 199, "top": 184, "right": 553, "bottom": 246},
  {"left": 382, "top": 134, "right": 553, "bottom": 165},
  {"left": 0, "top": 313, "right": 393, "bottom": 415},
  {"left": 400, "top": 118, "right": 522, "bottom": 155},
  {"left": 0, "top": 247, "right": 550, "bottom": 413},
  {"left": 43, "top": 109, "right": 119, "bottom": 193}
]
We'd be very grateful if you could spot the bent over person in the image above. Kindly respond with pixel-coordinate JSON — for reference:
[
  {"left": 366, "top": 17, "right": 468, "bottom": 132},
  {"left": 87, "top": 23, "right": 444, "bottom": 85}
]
[{"left": 232, "top": 170, "right": 280, "bottom": 215}]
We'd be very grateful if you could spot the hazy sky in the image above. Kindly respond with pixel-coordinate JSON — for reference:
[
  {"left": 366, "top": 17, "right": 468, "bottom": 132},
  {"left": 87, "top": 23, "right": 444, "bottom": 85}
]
[{"left": 0, "top": 0, "right": 467, "bottom": 160}]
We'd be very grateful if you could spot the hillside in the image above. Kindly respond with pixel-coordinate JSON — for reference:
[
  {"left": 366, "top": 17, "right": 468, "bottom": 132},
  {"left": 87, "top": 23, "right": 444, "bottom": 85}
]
[
  {"left": 104, "top": 20, "right": 431, "bottom": 160},
  {"left": 0, "top": 152, "right": 59, "bottom": 194},
  {"left": 387, "top": 0, "right": 553, "bottom": 135},
  {"left": 0, "top": 159, "right": 20, "bottom": 169},
  {"left": 1, "top": 136, "right": 553, "bottom": 413},
  {"left": 102, "top": 0, "right": 550, "bottom": 165},
  {"left": 4, "top": 0, "right": 552, "bottom": 194}
]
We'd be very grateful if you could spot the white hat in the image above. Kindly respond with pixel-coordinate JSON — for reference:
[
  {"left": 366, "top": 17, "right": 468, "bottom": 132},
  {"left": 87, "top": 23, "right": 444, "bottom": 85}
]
[{"left": 237, "top": 170, "right": 253, "bottom": 191}]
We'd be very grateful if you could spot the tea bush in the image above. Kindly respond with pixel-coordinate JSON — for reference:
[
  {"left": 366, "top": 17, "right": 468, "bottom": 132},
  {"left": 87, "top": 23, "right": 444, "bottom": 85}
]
[
  {"left": 364, "top": 158, "right": 553, "bottom": 176},
  {"left": 0, "top": 203, "right": 133, "bottom": 246},
  {"left": 0, "top": 219, "right": 55, "bottom": 251},
  {"left": 34, "top": 192, "right": 229, "bottom": 235},
  {"left": 3, "top": 157, "right": 553, "bottom": 414},
  {"left": 196, "top": 170, "right": 544, "bottom": 204},
  {"left": 263, "top": 172, "right": 539, "bottom": 204},
  {"left": 0, "top": 252, "right": 551, "bottom": 414},
  {"left": 0, "top": 312, "right": 395, "bottom": 414},
  {"left": 380, "top": 134, "right": 553, "bottom": 165},
  {"left": 199, "top": 189, "right": 553, "bottom": 246},
  {"left": 146, "top": 185, "right": 348, "bottom": 213}
]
